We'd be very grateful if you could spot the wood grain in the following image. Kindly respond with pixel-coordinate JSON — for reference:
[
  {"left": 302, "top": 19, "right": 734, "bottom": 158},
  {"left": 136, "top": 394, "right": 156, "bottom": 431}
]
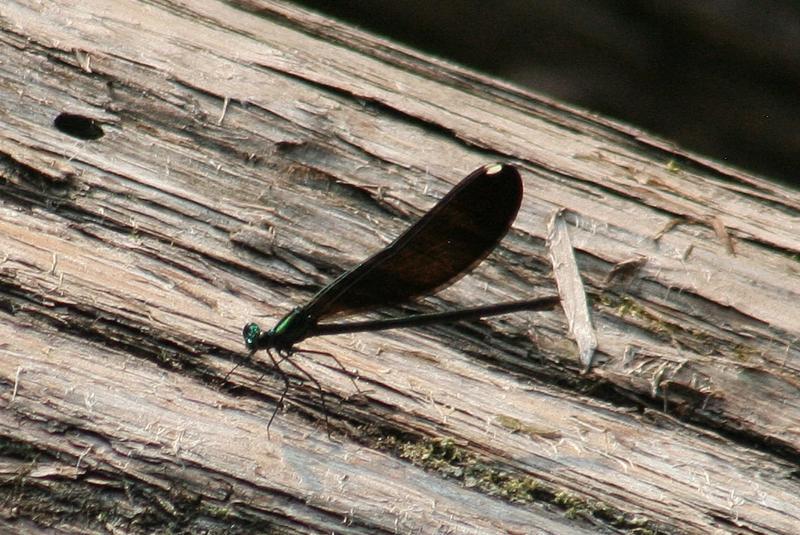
[{"left": 1, "top": 1, "right": 798, "bottom": 533}]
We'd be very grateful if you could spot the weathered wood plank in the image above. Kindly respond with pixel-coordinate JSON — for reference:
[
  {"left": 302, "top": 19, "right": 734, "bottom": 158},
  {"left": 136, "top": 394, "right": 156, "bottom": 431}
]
[{"left": 1, "top": 1, "right": 798, "bottom": 533}]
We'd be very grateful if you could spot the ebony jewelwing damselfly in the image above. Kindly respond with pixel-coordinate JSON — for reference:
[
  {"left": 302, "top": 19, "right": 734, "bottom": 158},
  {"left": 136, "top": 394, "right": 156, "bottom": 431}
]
[{"left": 241, "top": 163, "right": 560, "bottom": 431}]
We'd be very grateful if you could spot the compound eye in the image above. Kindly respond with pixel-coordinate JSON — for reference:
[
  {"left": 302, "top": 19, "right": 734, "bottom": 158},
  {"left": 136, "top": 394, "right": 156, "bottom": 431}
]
[{"left": 242, "top": 322, "right": 261, "bottom": 350}]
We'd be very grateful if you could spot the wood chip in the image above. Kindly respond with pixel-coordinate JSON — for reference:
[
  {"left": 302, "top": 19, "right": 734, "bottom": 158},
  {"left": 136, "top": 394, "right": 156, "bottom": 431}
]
[{"left": 546, "top": 209, "right": 597, "bottom": 370}]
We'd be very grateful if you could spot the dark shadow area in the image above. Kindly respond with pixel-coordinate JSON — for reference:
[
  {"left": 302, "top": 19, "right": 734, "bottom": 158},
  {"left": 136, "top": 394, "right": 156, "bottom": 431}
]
[{"left": 296, "top": 0, "right": 800, "bottom": 188}]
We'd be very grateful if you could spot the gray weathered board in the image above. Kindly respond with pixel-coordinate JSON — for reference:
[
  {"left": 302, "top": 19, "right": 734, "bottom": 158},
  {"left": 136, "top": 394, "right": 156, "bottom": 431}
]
[{"left": 1, "top": 1, "right": 798, "bottom": 534}]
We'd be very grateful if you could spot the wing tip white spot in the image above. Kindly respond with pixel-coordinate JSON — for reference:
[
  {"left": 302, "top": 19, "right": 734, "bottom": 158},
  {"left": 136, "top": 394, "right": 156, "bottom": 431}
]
[{"left": 485, "top": 163, "right": 504, "bottom": 175}]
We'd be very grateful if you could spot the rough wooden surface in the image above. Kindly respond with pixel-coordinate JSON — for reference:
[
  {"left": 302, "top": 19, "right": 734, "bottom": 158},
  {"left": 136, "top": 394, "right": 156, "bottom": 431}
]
[{"left": 1, "top": 1, "right": 799, "bottom": 534}]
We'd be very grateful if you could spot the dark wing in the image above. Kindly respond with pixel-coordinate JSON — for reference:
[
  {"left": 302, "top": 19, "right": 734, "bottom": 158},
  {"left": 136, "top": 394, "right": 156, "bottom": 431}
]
[{"left": 302, "top": 163, "right": 523, "bottom": 321}]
